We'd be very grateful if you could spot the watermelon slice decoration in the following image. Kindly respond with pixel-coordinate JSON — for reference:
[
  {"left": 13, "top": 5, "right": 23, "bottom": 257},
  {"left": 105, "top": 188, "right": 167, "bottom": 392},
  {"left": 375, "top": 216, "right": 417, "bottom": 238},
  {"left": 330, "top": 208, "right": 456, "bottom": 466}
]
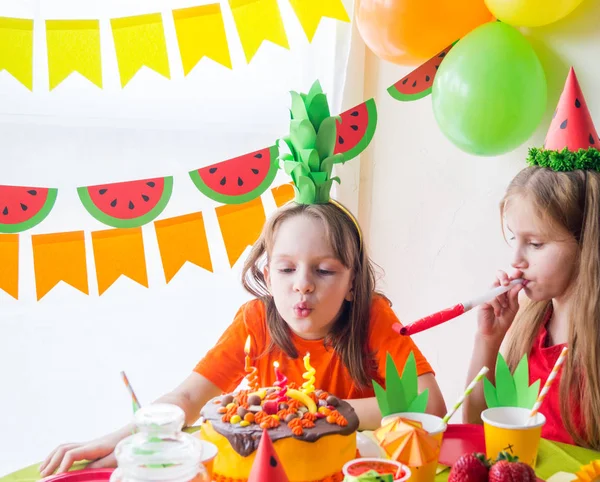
[
  {"left": 189, "top": 146, "right": 279, "bottom": 205},
  {"left": 0, "top": 185, "right": 58, "bottom": 233},
  {"left": 544, "top": 67, "right": 599, "bottom": 151},
  {"left": 334, "top": 98, "right": 377, "bottom": 162},
  {"left": 388, "top": 42, "right": 456, "bottom": 102},
  {"left": 78, "top": 176, "right": 173, "bottom": 228}
]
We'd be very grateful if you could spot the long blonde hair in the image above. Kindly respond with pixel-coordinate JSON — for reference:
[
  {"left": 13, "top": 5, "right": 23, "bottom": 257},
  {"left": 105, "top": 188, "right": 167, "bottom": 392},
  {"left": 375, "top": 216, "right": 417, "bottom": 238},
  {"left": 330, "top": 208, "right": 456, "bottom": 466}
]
[
  {"left": 241, "top": 202, "right": 381, "bottom": 388},
  {"left": 501, "top": 167, "right": 600, "bottom": 450}
]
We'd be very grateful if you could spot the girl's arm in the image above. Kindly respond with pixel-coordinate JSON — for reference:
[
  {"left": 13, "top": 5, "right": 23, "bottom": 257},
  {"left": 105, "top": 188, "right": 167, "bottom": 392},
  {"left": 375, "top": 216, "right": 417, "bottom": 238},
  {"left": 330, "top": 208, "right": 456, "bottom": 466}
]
[
  {"left": 463, "top": 271, "right": 523, "bottom": 424},
  {"left": 40, "top": 373, "right": 221, "bottom": 477},
  {"left": 346, "top": 373, "right": 446, "bottom": 430}
]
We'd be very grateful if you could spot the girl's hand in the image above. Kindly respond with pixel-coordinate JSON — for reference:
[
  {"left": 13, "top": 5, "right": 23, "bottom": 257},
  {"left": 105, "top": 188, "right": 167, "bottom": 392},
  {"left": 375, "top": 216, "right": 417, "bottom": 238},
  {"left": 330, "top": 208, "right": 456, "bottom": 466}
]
[
  {"left": 477, "top": 270, "right": 524, "bottom": 345},
  {"left": 39, "top": 430, "right": 125, "bottom": 477}
]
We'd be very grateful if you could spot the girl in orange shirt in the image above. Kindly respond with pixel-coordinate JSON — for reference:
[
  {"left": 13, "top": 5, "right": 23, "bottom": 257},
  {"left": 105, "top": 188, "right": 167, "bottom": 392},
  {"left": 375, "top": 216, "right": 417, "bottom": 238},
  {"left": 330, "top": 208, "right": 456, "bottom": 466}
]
[{"left": 40, "top": 83, "right": 445, "bottom": 476}]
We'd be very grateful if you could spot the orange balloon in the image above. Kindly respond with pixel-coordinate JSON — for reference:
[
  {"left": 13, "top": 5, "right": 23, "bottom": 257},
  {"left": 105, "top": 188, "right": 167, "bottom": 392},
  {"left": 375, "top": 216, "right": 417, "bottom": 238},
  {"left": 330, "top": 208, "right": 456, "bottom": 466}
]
[{"left": 355, "top": 0, "right": 494, "bottom": 65}]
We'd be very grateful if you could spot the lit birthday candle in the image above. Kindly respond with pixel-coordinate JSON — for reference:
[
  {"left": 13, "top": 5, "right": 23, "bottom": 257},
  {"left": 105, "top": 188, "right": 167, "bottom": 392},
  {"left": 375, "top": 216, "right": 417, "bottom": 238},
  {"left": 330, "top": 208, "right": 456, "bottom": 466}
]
[
  {"left": 273, "top": 361, "right": 288, "bottom": 401},
  {"left": 301, "top": 352, "right": 316, "bottom": 395},
  {"left": 244, "top": 335, "right": 259, "bottom": 391}
]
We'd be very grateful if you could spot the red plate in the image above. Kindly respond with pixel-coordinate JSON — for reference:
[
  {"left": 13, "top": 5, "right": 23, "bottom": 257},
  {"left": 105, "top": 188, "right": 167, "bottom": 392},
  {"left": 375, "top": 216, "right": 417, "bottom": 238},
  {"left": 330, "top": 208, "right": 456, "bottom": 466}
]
[
  {"left": 439, "top": 424, "right": 545, "bottom": 481},
  {"left": 439, "top": 424, "right": 485, "bottom": 467},
  {"left": 41, "top": 469, "right": 114, "bottom": 482}
]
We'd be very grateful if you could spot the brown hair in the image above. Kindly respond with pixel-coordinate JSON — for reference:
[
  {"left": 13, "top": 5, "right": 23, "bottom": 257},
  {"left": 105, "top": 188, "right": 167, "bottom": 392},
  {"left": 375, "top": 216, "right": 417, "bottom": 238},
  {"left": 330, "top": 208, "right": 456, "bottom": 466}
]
[
  {"left": 501, "top": 166, "right": 600, "bottom": 450},
  {"left": 242, "top": 202, "right": 380, "bottom": 388}
]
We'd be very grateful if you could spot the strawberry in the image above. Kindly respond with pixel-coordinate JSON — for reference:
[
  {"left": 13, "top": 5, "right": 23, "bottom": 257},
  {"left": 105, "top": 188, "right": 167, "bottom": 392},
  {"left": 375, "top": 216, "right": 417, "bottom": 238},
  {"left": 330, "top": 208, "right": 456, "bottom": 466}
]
[
  {"left": 448, "top": 453, "right": 490, "bottom": 482},
  {"left": 488, "top": 452, "right": 537, "bottom": 482}
]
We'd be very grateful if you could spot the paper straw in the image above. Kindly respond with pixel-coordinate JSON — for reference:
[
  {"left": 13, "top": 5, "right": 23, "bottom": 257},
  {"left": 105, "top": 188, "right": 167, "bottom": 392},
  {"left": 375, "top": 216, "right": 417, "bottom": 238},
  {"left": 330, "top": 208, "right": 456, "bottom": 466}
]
[
  {"left": 120, "top": 370, "right": 142, "bottom": 412},
  {"left": 528, "top": 347, "right": 568, "bottom": 423},
  {"left": 442, "top": 366, "right": 489, "bottom": 425}
]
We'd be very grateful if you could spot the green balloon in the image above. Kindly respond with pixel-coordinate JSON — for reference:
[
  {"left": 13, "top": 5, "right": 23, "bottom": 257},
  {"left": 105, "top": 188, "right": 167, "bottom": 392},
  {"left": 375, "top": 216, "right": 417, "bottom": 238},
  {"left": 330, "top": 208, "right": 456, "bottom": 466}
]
[{"left": 432, "top": 22, "right": 547, "bottom": 156}]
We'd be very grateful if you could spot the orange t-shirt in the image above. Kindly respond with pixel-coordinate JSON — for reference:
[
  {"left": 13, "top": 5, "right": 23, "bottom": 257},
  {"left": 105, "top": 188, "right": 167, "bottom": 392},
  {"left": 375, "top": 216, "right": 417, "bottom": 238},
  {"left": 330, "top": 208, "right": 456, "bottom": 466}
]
[{"left": 194, "top": 296, "right": 433, "bottom": 399}]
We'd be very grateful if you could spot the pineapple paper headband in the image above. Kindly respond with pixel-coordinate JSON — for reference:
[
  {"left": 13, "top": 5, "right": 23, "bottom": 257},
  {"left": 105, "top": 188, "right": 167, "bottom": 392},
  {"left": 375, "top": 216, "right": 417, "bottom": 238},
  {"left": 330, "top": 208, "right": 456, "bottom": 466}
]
[
  {"left": 277, "top": 80, "right": 363, "bottom": 248},
  {"left": 527, "top": 67, "right": 600, "bottom": 172}
]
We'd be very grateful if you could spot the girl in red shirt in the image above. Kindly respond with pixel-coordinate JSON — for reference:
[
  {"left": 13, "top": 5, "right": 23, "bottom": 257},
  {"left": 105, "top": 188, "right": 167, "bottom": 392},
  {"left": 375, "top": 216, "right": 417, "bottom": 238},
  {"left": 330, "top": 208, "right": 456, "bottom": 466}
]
[{"left": 464, "top": 68, "right": 600, "bottom": 451}]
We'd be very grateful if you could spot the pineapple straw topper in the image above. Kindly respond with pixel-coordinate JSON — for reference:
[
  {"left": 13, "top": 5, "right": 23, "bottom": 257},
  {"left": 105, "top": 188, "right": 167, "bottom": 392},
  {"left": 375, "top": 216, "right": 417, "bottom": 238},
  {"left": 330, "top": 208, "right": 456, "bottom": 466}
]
[
  {"left": 277, "top": 80, "right": 363, "bottom": 250},
  {"left": 484, "top": 353, "right": 541, "bottom": 410}
]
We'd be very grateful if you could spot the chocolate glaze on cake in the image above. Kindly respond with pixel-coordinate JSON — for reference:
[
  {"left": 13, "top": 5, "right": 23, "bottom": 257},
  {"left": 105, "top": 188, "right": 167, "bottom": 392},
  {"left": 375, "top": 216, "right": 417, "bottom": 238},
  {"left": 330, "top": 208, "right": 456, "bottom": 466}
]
[{"left": 201, "top": 393, "right": 360, "bottom": 457}]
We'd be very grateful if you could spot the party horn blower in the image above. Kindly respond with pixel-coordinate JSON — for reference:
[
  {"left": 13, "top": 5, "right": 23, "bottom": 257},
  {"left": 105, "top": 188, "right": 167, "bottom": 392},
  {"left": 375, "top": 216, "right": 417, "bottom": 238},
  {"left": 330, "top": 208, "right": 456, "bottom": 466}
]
[
  {"left": 527, "top": 346, "right": 568, "bottom": 425},
  {"left": 442, "top": 366, "right": 489, "bottom": 425},
  {"left": 121, "top": 370, "right": 142, "bottom": 413},
  {"left": 393, "top": 279, "right": 525, "bottom": 336}
]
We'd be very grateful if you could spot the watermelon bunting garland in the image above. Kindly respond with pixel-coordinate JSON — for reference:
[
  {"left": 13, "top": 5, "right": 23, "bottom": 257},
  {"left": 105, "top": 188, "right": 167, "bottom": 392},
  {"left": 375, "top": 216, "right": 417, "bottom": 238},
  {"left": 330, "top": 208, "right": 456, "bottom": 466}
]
[
  {"left": 387, "top": 41, "right": 456, "bottom": 102},
  {"left": 77, "top": 176, "right": 173, "bottom": 229},
  {"left": 0, "top": 185, "right": 58, "bottom": 233}
]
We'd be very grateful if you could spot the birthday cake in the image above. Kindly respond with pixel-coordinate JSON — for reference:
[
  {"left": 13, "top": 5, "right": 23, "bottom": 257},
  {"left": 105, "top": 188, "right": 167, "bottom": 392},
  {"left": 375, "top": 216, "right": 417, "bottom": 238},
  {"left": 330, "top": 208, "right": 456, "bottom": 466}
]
[{"left": 199, "top": 386, "right": 359, "bottom": 482}]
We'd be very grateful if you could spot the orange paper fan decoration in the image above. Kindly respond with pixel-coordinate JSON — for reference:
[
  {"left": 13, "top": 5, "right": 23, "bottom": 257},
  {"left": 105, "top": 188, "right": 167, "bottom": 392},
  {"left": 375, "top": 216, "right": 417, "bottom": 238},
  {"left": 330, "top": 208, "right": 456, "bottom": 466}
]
[{"left": 374, "top": 417, "right": 440, "bottom": 467}]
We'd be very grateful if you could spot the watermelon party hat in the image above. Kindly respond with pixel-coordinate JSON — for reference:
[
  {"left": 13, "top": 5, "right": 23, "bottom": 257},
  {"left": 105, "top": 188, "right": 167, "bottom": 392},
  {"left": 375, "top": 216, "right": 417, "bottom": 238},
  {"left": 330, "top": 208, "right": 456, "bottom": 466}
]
[
  {"left": 247, "top": 429, "right": 290, "bottom": 482},
  {"left": 278, "top": 80, "right": 345, "bottom": 205},
  {"left": 528, "top": 67, "right": 600, "bottom": 171}
]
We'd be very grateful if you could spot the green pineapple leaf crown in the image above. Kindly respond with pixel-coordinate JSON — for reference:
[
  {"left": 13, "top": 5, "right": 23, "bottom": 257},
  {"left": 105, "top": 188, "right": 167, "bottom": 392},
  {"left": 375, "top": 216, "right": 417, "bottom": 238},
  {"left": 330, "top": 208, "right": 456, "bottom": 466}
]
[
  {"left": 483, "top": 353, "right": 541, "bottom": 409},
  {"left": 373, "top": 351, "right": 430, "bottom": 417},
  {"left": 277, "top": 80, "right": 345, "bottom": 204}
]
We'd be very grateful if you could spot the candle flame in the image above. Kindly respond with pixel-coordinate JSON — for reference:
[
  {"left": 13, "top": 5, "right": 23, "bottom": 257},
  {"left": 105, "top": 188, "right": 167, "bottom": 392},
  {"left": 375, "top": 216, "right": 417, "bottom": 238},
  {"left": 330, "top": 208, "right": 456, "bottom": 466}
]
[
  {"left": 244, "top": 335, "right": 251, "bottom": 354},
  {"left": 273, "top": 361, "right": 279, "bottom": 368}
]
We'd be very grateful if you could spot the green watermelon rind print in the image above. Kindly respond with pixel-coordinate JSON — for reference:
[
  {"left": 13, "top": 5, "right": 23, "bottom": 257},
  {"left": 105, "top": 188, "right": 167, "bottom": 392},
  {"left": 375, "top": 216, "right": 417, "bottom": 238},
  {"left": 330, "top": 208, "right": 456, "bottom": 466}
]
[
  {"left": 189, "top": 145, "right": 279, "bottom": 205},
  {"left": 387, "top": 84, "right": 433, "bottom": 102},
  {"left": 77, "top": 177, "right": 173, "bottom": 229},
  {"left": 0, "top": 188, "right": 58, "bottom": 234},
  {"left": 337, "top": 98, "right": 378, "bottom": 163}
]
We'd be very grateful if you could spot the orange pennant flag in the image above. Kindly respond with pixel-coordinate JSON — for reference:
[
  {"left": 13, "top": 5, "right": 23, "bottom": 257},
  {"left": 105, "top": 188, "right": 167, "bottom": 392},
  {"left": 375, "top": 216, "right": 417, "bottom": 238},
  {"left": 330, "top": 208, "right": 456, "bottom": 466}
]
[
  {"left": 155, "top": 212, "right": 213, "bottom": 283},
  {"left": 0, "top": 234, "right": 19, "bottom": 299},
  {"left": 32, "top": 231, "right": 89, "bottom": 300},
  {"left": 271, "top": 182, "right": 295, "bottom": 207},
  {"left": 216, "top": 198, "right": 265, "bottom": 267},
  {"left": 92, "top": 228, "right": 148, "bottom": 295}
]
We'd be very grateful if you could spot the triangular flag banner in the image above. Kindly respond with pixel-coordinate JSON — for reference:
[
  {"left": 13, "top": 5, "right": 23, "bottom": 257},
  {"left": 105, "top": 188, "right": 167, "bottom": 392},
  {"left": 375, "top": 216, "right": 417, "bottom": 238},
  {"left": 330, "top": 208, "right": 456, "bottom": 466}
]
[
  {"left": 271, "top": 183, "right": 295, "bottom": 207},
  {"left": 154, "top": 212, "right": 213, "bottom": 283},
  {"left": 32, "top": 231, "right": 89, "bottom": 300},
  {"left": 110, "top": 14, "right": 170, "bottom": 87},
  {"left": 92, "top": 227, "right": 148, "bottom": 295},
  {"left": 216, "top": 197, "right": 265, "bottom": 267},
  {"left": 46, "top": 20, "right": 102, "bottom": 90},
  {"left": 229, "top": 0, "right": 289, "bottom": 64},
  {"left": 0, "top": 234, "right": 19, "bottom": 299},
  {"left": 0, "top": 17, "right": 33, "bottom": 90},
  {"left": 247, "top": 429, "right": 290, "bottom": 482},
  {"left": 173, "top": 4, "right": 232, "bottom": 73},
  {"left": 545, "top": 67, "right": 600, "bottom": 151},
  {"left": 288, "top": 0, "right": 349, "bottom": 42}
]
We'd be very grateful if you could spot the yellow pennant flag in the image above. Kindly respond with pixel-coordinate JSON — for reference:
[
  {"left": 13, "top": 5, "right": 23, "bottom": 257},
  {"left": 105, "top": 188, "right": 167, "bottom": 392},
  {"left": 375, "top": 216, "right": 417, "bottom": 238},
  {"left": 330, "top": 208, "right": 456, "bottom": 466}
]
[
  {"left": 111, "top": 13, "right": 170, "bottom": 88},
  {"left": 173, "top": 4, "right": 231, "bottom": 73},
  {"left": 289, "top": 0, "right": 349, "bottom": 41},
  {"left": 230, "top": 0, "right": 289, "bottom": 64},
  {"left": 271, "top": 182, "right": 295, "bottom": 207},
  {"left": 217, "top": 198, "right": 266, "bottom": 267},
  {"left": 0, "top": 234, "right": 19, "bottom": 300},
  {"left": 32, "top": 231, "right": 89, "bottom": 300},
  {"left": 0, "top": 17, "right": 33, "bottom": 90},
  {"left": 155, "top": 212, "right": 213, "bottom": 283},
  {"left": 92, "top": 228, "right": 148, "bottom": 295},
  {"left": 46, "top": 20, "right": 102, "bottom": 90}
]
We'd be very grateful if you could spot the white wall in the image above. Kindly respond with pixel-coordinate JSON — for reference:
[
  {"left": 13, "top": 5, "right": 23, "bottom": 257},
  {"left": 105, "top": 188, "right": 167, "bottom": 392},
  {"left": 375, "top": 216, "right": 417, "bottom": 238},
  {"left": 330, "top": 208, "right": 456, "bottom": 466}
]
[{"left": 352, "top": 0, "right": 600, "bottom": 423}]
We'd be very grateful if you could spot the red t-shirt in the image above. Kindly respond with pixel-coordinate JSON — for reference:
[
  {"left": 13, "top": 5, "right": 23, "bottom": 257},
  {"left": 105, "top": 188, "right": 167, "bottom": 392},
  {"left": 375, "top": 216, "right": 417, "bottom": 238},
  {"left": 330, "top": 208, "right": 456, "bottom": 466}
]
[
  {"left": 528, "top": 308, "right": 579, "bottom": 444},
  {"left": 194, "top": 295, "right": 434, "bottom": 399}
]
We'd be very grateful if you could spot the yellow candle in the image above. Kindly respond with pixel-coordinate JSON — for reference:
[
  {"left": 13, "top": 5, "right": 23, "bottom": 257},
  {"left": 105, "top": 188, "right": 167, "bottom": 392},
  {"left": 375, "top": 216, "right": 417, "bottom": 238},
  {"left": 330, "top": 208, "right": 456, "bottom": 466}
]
[{"left": 301, "top": 352, "right": 316, "bottom": 395}]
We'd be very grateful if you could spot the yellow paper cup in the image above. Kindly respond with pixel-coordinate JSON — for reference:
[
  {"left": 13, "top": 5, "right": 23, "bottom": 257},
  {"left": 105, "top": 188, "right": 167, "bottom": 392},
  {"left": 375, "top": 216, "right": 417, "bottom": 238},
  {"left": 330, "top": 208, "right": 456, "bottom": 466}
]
[
  {"left": 380, "top": 412, "right": 446, "bottom": 482},
  {"left": 481, "top": 407, "right": 546, "bottom": 467}
]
